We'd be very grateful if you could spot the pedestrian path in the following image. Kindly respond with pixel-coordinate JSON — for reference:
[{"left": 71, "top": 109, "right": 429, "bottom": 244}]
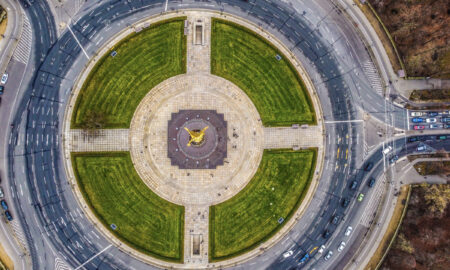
[
  {"left": 184, "top": 205, "right": 209, "bottom": 267},
  {"left": 9, "top": 219, "right": 28, "bottom": 252},
  {"left": 360, "top": 175, "right": 385, "bottom": 227},
  {"left": 67, "top": 129, "right": 129, "bottom": 152},
  {"left": 12, "top": 14, "right": 32, "bottom": 64},
  {"left": 362, "top": 60, "right": 384, "bottom": 96},
  {"left": 263, "top": 126, "right": 323, "bottom": 149},
  {"left": 186, "top": 14, "right": 211, "bottom": 74}
]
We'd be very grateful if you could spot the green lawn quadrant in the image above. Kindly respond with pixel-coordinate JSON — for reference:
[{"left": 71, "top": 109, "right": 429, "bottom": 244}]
[
  {"left": 71, "top": 152, "right": 185, "bottom": 262},
  {"left": 211, "top": 19, "right": 316, "bottom": 126},
  {"left": 71, "top": 17, "right": 187, "bottom": 128},
  {"left": 209, "top": 149, "right": 317, "bottom": 261}
]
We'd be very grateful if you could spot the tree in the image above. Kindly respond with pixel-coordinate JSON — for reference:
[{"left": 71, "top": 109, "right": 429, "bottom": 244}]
[{"left": 81, "top": 110, "right": 106, "bottom": 136}]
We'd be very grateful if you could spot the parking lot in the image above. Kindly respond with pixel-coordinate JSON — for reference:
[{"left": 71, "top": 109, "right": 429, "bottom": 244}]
[{"left": 408, "top": 110, "right": 450, "bottom": 130}]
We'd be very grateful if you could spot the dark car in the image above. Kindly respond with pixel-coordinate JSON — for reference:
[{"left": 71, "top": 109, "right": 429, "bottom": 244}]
[
  {"left": 445, "top": 124, "right": 450, "bottom": 129},
  {"left": 4, "top": 210, "right": 12, "bottom": 221},
  {"left": 364, "top": 162, "right": 374, "bottom": 171},
  {"left": 342, "top": 198, "right": 350, "bottom": 207},
  {"left": 0, "top": 85, "right": 4, "bottom": 95},
  {"left": 322, "top": 230, "right": 331, "bottom": 239},
  {"left": 428, "top": 112, "right": 438, "bottom": 117},
  {"left": 408, "top": 136, "right": 419, "bottom": 142},
  {"left": 389, "top": 155, "right": 399, "bottom": 164},
  {"left": 442, "top": 117, "right": 450, "bottom": 123},
  {"left": 350, "top": 180, "right": 358, "bottom": 190},
  {"left": 411, "top": 117, "right": 424, "bottom": 123},
  {"left": 1, "top": 200, "right": 8, "bottom": 210},
  {"left": 331, "top": 215, "right": 340, "bottom": 224},
  {"left": 368, "top": 177, "right": 376, "bottom": 187}
]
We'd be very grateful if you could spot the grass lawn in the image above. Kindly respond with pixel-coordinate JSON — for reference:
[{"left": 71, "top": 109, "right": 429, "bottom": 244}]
[
  {"left": 209, "top": 149, "right": 316, "bottom": 261},
  {"left": 71, "top": 17, "right": 186, "bottom": 128},
  {"left": 72, "top": 152, "right": 184, "bottom": 262},
  {"left": 211, "top": 19, "right": 316, "bottom": 126}
]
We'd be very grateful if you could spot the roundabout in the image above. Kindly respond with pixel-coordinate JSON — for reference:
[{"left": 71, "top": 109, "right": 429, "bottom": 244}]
[{"left": 63, "top": 11, "right": 323, "bottom": 269}]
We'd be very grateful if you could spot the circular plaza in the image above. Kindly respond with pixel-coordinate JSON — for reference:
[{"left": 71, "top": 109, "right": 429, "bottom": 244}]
[{"left": 63, "top": 11, "right": 324, "bottom": 269}]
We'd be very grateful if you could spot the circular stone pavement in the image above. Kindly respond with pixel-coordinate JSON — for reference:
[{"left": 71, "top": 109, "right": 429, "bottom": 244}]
[{"left": 129, "top": 73, "right": 265, "bottom": 206}]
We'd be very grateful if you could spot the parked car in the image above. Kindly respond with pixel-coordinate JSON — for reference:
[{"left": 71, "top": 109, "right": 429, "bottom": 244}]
[
  {"left": 411, "top": 112, "right": 424, "bottom": 117},
  {"left": 4, "top": 210, "right": 12, "bottom": 221},
  {"left": 1, "top": 200, "right": 8, "bottom": 210},
  {"left": 357, "top": 193, "right": 365, "bottom": 202},
  {"left": 324, "top": 251, "right": 333, "bottom": 261},
  {"left": 426, "top": 118, "right": 437, "bottom": 123},
  {"left": 0, "top": 85, "right": 4, "bottom": 95},
  {"left": 417, "top": 145, "right": 426, "bottom": 152},
  {"left": 0, "top": 187, "right": 3, "bottom": 198},
  {"left": 411, "top": 117, "right": 424, "bottom": 123},
  {"left": 413, "top": 125, "right": 425, "bottom": 130},
  {"left": 323, "top": 230, "right": 331, "bottom": 239},
  {"left": 442, "top": 117, "right": 450, "bottom": 123},
  {"left": 283, "top": 250, "right": 293, "bottom": 258},
  {"left": 337, "top": 241, "right": 346, "bottom": 252},
  {"left": 331, "top": 215, "right": 340, "bottom": 225},
  {"left": 364, "top": 162, "right": 374, "bottom": 171},
  {"left": 342, "top": 198, "right": 350, "bottom": 207},
  {"left": 389, "top": 155, "right": 399, "bottom": 164},
  {"left": 408, "top": 136, "right": 419, "bottom": 142},
  {"left": 438, "top": 135, "right": 447, "bottom": 140},
  {"left": 350, "top": 180, "right": 358, "bottom": 190},
  {"left": 318, "top": 245, "right": 326, "bottom": 254},
  {"left": 1, "top": 73, "right": 8, "bottom": 84},
  {"left": 368, "top": 177, "right": 376, "bottom": 187},
  {"left": 428, "top": 112, "right": 438, "bottom": 117},
  {"left": 345, "top": 226, "right": 353, "bottom": 236},
  {"left": 429, "top": 124, "right": 439, "bottom": 129},
  {"left": 445, "top": 124, "right": 450, "bottom": 129}
]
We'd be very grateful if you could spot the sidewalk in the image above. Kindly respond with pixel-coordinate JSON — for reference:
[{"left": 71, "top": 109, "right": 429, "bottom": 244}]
[{"left": 0, "top": 0, "right": 22, "bottom": 72}]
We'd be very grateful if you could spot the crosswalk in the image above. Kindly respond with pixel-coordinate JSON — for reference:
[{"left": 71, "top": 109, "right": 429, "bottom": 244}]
[
  {"left": 9, "top": 219, "right": 28, "bottom": 251},
  {"left": 360, "top": 175, "right": 385, "bottom": 227},
  {"left": 55, "top": 257, "right": 71, "bottom": 270},
  {"left": 362, "top": 60, "right": 384, "bottom": 96},
  {"left": 12, "top": 14, "right": 32, "bottom": 64}
]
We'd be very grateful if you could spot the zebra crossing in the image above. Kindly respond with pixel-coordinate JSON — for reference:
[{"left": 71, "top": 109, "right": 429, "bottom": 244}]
[
  {"left": 12, "top": 14, "right": 32, "bottom": 64},
  {"left": 359, "top": 175, "right": 385, "bottom": 227},
  {"left": 55, "top": 257, "right": 71, "bottom": 270},
  {"left": 362, "top": 60, "right": 384, "bottom": 96},
  {"left": 9, "top": 219, "right": 28, "bottom": 251}
]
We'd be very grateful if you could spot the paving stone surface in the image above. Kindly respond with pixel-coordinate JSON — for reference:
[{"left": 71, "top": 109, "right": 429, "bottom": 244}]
[
  {"left": 263, "top": 126, "right": 322, "bottom": 149},
  {"left": 67, "top": 129, "right": 129, "bottom": 152}
]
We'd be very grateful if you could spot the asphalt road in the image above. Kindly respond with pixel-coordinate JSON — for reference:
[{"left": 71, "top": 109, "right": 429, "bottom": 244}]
[{"left": 1, "top": 0, "right": 448, "bottom": 270}]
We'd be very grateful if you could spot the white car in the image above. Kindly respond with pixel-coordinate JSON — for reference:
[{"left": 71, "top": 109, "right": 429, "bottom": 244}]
[
  {"left": 411, "top": 111, "right": 424, "bottom": 117},
  {"left": 426, "top": 118, "right": 437, "bottom": 123},
  {"left": 1, "top": 73, "right": 8, "bottom": 84},
  {"left": 0, "top": 187, "right": 3, "bottom": 198},
  {"left": 282, "top": 250, "right": 293, "bottom": 258},
  {"left": 324, "top": 250, "right": 333, "bottom": 261},
  {"left": 345, "top": 226, "right": 353, "bottom": 236},
  {"left": 318, "top": 245, "right": 326, "bottom": 254},
  {"left": 382, "top": 146, "right": 392, "bottom": 155},
  {"left": 337, "top": 241, "right": 346, "bottom": 252}
]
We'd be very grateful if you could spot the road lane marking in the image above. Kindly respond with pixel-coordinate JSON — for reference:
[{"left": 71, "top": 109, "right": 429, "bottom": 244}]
[
  {"left": 325, "top": 119, "right": 363, "bottom": 124},
  {"left": 75, "top": 244, "right": 112, "bottom": 270}
]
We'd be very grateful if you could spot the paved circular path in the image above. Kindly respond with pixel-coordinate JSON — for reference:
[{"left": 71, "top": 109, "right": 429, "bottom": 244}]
[{"left": 129, "top": 73, "right": 264, "bottom": 206}]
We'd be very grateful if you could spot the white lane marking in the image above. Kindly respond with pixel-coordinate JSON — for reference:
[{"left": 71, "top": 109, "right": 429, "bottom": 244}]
[
  {"left": 325, "top": 120, "right": 364, "bottom": 124},
  {"left": 74, "top": 244, "right": 112, "bottom": 270},
  {"left": 67, "top": 23, "right": 89, "bottom": 60}
]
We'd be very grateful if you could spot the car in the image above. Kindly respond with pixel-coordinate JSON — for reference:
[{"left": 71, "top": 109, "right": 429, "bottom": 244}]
[
  {"left": 0, "top": 85, "right": 3, "bottom": 95},
  {"left": 331, "top": 215, "right": 340, "bottom": 224},
  {"left": 426, "top": 118, "right": 437, "bottom": 123},
  {"left": 413, "top": 125, "right": 425, "bottom": 130},
  {"left": 382, "top": 146, "right": 392, "bottom": 155},
  {"left": 364, "top": 162, "right": 374, "bottom": 171},
  {"left": 429, "top": 124, "right": 439, "bottom": 129},
  {"left": 357, "top": 193, "right": 365, "bottom": 202},
  {"left": 417, "top": 145, "right": 426, "bottom": 152},
  {"left": 411, "top": 117, "right": 424, "bottom": 123},
  {"left": 442, "top": 117, "right": 450, "bottom": 123},
  {"left": 438, "top": 135, "right": 447, "bottom": 140},
  {"left": 1, "top": 200, "right": 7, "bottom": 210},
  {"left": 324, "top": 250, "right": 333, "bottom": 261},
  {"left": 411, "top": 112, "right": 424, "bottom": 117},
  {"left": 283, "top": 250, "right": 293, "bottom": 258},
  {"left": 428, "top": 112, "right": 438, "bottom": 117},
  {"left": 345, "top": 226, "right": 353, "bottom": 236},
  {"left": 0, "top": 187, "right": 3, "bottom": 198},
  {"left": 350, "top": 180, "right": 358, "bottom": 190},
  {"left": 1, "top": 73, "right": 8, "bottom": 84},
  {"left": 299, "top": 253, "right": 309, "bottom": 263},
  {"left": 342, "top": 198, "right": 350, "bottom": 207},
  {"left": 337, "top": 241, "right": 346, "bottom": 252},
  {"left": 4, "top": 210, "right": 12, "bottom": 221},
  {"left": 408, "top": 136, "right": 419, "bottom": 142},
  {"left": 389, "top": 155, "right": 399, "bottom": 164},
  {"left": 323, "top": 230, "right": 331, "bottom": 239},
  {"left": 368, "top": 177, "right": 376, "bottom": 187},
  {"left": 445, "top": 124, "right": 450, "bottom": 129},
  {"left": 318, "top": 245, "right": 326, "bottom": 254}
]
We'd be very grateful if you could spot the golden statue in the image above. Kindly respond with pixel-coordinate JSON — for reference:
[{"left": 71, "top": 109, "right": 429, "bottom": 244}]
[{"left": 184, "top": 126, "right": 208, "bottom": 146}]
